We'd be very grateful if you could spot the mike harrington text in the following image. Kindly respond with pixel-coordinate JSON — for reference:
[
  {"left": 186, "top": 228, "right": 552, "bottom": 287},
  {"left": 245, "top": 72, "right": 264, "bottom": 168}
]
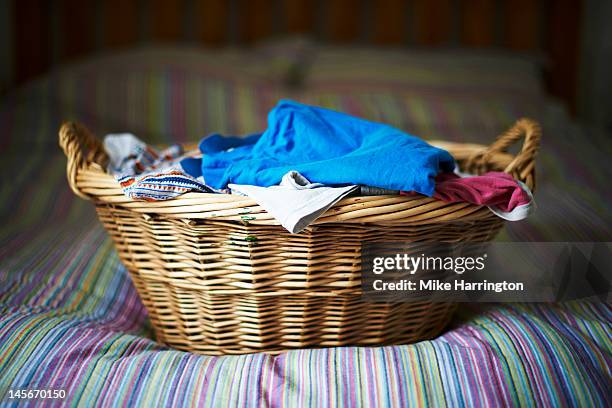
[{"left": 372, "top": 279, "right": 524, "bottom": 293}]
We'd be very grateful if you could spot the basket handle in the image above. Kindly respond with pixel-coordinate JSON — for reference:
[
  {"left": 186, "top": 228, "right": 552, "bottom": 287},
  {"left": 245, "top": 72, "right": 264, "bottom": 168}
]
[
  {"left": 466, "top": 118, "right": 541, "bottom": 188},
  {"left": 58, "top": 122, "right": 108, "bottom": 199}
]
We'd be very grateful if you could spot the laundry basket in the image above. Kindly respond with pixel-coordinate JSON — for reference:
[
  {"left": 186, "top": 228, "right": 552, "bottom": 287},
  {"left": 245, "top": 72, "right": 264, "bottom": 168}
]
[{"left": 59, "top": 119, "right": 540, "bottom": 355}]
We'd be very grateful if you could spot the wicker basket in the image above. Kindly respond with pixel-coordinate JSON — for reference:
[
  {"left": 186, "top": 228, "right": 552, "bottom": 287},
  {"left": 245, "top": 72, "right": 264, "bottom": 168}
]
[{"left": 59, "top": 119, "right": 540, "bottom": 355}]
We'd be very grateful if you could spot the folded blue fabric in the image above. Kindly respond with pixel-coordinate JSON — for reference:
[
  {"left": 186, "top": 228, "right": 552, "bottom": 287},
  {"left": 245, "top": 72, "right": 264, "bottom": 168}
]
[{"left": 182, "top": 100, "right": 455, "bottom": 196}]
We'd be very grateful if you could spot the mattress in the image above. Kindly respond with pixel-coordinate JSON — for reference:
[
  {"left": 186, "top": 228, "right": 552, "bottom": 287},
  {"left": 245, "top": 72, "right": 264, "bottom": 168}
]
[{"left": 1, "top": 46, "right": 610, "bottom": 407}]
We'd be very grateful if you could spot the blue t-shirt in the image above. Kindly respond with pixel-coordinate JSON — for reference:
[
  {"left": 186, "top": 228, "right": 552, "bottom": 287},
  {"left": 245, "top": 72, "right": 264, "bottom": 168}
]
[{"left": 181, "top": 100, "right": 455, "bottom": 196}]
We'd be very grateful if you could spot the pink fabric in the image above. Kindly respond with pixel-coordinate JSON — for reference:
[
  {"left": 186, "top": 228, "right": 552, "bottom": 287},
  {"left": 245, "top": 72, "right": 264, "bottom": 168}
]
[{"left": 402, "top": 172, "right": 531, "bottom": 212}]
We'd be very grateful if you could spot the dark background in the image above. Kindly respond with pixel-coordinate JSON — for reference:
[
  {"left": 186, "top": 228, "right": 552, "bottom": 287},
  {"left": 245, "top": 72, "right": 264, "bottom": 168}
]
[{"left": 1, "top": 0, "right": 609, "bottom": 131}]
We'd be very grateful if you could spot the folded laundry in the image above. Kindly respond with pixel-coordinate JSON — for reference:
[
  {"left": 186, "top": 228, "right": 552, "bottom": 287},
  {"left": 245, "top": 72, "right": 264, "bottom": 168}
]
[
  {"left": 230, "top": 171, "right": 358, "bottom": 233},
  {"left": 182, "top": 100, "right": 455, "bottom": 196},
  {"left": 104, "top": 133, "right": 217, "bottom": 201}
]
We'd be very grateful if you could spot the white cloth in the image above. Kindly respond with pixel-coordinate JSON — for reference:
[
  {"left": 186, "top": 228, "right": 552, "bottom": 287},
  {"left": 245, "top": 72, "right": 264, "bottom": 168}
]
[
  {"left": 104, "top": 133, "right": 147, "bottom": 173},
  {"left": 229, "top": 171, "right": 358, "bottom": 233}
]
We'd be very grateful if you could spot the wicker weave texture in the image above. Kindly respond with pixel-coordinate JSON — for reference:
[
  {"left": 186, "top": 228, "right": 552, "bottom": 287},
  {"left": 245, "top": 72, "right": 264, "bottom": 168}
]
[{"left": 60, "top": 119, "right": 540, "bottom": 355}]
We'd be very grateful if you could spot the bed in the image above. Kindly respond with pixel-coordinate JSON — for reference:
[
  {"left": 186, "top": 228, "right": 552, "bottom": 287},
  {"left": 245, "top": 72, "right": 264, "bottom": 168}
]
[{"left": 0, "top": 41, "right": 610, "bottom": 406}]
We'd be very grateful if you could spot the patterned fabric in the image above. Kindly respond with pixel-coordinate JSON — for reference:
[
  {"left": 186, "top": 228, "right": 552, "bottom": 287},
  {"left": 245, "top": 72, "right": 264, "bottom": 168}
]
[
  {"left": 1, "top": 47, "right": 611, "bottom": 407},
  {"left": 104, "top": 133, "right": 216, "bottom": 200}
]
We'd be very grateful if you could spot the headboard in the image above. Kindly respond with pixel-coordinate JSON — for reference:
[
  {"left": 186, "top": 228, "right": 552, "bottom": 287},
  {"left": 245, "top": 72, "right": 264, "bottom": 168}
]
[{"left": 12, "top": 0, "right": 582, "bottom": 112}]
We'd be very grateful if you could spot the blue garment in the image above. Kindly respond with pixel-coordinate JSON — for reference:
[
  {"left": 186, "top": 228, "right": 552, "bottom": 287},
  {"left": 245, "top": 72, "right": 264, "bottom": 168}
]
[{"left": 182, "top": 100, "right": 455, "bottom": 196}]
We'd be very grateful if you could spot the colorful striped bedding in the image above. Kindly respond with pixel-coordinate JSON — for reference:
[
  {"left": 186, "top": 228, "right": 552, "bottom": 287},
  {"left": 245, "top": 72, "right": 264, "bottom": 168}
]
[{"left": 1, "top": 47, "right": 611, "bottom": 407}]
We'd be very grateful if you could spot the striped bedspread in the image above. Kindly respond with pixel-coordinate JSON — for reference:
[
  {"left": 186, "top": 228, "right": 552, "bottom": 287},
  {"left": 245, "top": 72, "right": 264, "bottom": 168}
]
[{"left": 1, "top": 47, "right": 611, "bottom": 407}]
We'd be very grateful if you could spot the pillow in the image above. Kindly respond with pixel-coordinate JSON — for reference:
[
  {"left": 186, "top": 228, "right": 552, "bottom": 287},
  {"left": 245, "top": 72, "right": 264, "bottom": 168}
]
[{"left": 302, "top": 45, "right": 546, "bottom": 96}]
